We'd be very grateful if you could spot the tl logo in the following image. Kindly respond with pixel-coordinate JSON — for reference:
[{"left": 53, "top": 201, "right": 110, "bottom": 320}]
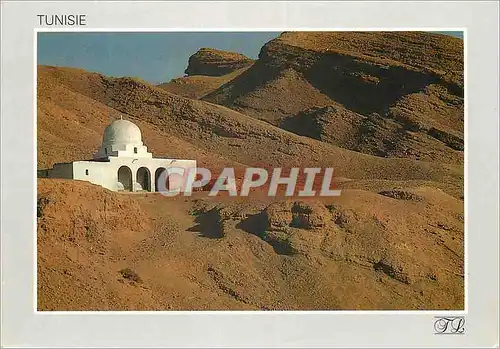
[{"left": 434, "top": 316, "right": 465, "bottom": 334}]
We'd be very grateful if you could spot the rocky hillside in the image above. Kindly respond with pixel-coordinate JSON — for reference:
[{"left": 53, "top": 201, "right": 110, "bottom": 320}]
[
  {"left": 157, "top": 66, "right": 251, "bottom": 99},
  {"left": 202, "top": 32, "right": 464, "bottom": 165},
  {"left": 37, "top": 65, "right": 463, "bottom": 194},
  {"left": 158, "top": 48, "right": 254, "bottom": 99},
  {"left": 38, "top": 179, "right": 464, "bottom": 310}
]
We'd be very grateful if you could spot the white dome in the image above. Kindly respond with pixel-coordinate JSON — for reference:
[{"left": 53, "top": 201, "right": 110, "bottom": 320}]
[{"left": 102, "top": 119, "right": 142, "bottom": 146}]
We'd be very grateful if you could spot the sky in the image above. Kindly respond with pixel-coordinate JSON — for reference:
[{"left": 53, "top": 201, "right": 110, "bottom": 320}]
[{"left": 37, "top": 31, "right": 463, "bottom": 84}]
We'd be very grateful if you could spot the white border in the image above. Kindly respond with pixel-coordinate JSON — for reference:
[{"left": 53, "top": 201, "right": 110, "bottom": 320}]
[
  {"left": 33, "top": 27, "right": 468, "bottom": 316},
  {"left": 36, "top": 27, "right": 466, "bottom": 32},
  {"left": 1, "top": 1, "right": 498, "bottom": 347}
]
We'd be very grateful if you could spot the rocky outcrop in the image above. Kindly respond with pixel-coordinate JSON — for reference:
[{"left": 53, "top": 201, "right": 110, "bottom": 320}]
[
  {"left": 203, "top": 32, "right": 464, "bottom": 165},
  {"left": 379, "top": 188, "right": 424, "bottom": 201},
  {"left": 264, "top": 200, "right": 331, "bottom": 230},
  {"left": 184, "top": 48, "right": 254, "bottom": 77},
  {"left": 37, "top": 179, "right": 151, "bottom": 251},
  {"left": 261, "top": 31, "right": 464, "bottom": 98}
]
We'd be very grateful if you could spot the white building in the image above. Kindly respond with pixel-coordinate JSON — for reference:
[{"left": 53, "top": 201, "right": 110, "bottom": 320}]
[{"left": 39, "top": 118, "right": 197, "bottom": 193}]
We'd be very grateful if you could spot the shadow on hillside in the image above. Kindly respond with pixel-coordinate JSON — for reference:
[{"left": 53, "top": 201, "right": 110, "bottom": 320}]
[
  {"left": 187, "top": 209, "right": 224, "bottom": 239},
  {"left": 236, "top": 213, "right": 295, "bottom": 256},
  {"left": 236, "top": 212, "right": 268, "bottom": 237},
  {"left": 305, "top": 54, "right": 441, "bottom": 116}
]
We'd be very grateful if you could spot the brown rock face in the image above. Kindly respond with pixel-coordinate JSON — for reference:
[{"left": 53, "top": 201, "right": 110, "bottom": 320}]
[
  {"left": 203, "top": 31, "right": 464, "bottom": 165},
  {"left": 184, "top": 48, "right": 254, "bottom": 77},
  {"left": 265, "top": 200, "right": 331, "bottom": 230}
]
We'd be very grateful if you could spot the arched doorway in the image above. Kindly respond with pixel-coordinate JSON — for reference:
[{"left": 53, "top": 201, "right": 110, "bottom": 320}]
[
  {"left": 136, "top": 167, "right": 151, "bottom": 192},
  {"left": 117, "top": 166, "right": 133, "bottom": 191},
  {"left": 155, "top": 167, "right": 169, "bottom": 192}
]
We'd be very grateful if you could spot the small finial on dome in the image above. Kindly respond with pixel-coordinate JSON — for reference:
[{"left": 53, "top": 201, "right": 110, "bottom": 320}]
[{"left": 120, "top": 115, "right": 123, "bottom": 120}]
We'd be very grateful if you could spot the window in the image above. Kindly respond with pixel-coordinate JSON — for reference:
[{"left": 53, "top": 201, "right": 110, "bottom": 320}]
[
  {"left": 85, "top": 169, "right": 89, "bottom": 175},
  {"left": 105, "top": 148, "right": 108, "bottom": 155},
  {"left": 134, "top": 147, "right": 138, "bottom": 154}
]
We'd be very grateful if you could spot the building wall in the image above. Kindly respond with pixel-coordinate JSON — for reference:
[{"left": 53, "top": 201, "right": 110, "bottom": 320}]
[
  {"left": 73, "top": 161, "right": 110, "bottom": 189},
  {"left": 153, "top": 159, "right": 197, "bottom": 194},
  {"left": 94, "top": 142, "right": 152, "bottom": 160},
  {"left": 116, "top": 144, "right": 153, "bottom": 159},
  {"left": 66, "top": 157, "right": 197, "bottom": 193}
]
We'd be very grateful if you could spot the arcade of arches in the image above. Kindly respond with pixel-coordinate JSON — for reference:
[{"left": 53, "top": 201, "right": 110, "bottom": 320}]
[{"left": 117, "top": 166, "right": 169, "bottom": 192}]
